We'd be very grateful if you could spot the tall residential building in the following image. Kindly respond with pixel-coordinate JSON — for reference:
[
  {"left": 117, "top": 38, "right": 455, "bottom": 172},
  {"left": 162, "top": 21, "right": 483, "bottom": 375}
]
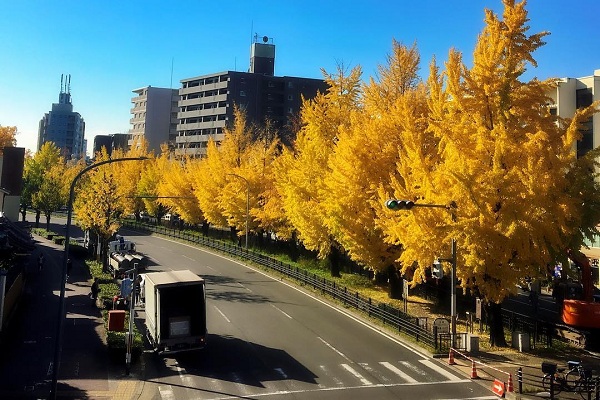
[
  {"left": 548, "top": 69, "right": 600, "bottom": 158},
  {"left": 175, "top": 36, "right": 327, "bottom": 157},
  {"left": 37, "top": 74, "right": 86, "bottom": 159},
  {"left": 129, "top": 86, "right": 179, "bottom": 154}
]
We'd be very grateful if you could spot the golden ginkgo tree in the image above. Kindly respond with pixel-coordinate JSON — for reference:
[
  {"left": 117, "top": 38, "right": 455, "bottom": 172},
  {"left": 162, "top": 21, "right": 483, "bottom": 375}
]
[
  {"left": 157, "top": 154, "right": 204, "bottom": 226},
  {"left": 377, "top": 0, "right": 600, "bottom": 346},
  {"left": 192, "top": 106, "right": 267, "bottom": 243},
  {"left": 0, "top": 125, "right": 17, "bottom": 153},
  {"left": 324, "top": 41, "right": 425, "bottom": 297},
  {"left": 74, "top": 149, "right": 127, "bottom": 269},
  {"left": 24, "top": 142, "right": 64, "bottom": 227},
  {"left": 275, "top": 64, "right": 362, "bottom": 276}
]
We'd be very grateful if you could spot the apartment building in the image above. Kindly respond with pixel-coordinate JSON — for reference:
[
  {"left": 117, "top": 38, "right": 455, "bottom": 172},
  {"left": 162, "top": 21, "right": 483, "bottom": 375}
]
[
  {"left": 92, "top": 133, "right": 130, "bottom": 158},
  {"left": 37, "top": 74, "right": 86, "bottom": 159},
  {"left": 175, "top": 38, "right": 327, "bottom": 157},
  {"left": 129, "top": 86, "right": 179, "bottom": 154},
  {"left": 547, "top": 69, "right": 600, "bottom": 158}
]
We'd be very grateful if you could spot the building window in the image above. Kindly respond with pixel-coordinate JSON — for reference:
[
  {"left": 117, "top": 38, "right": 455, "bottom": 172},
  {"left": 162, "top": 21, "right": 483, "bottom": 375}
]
[
  {"left": 240, "top": 91, "right": 246, "bottom": 97},
  {"left": 288, "top": 81, "right": 293, "bottom": 88},
  {"left": 288, "top": 95, "right": 293, "bottom": 101}
]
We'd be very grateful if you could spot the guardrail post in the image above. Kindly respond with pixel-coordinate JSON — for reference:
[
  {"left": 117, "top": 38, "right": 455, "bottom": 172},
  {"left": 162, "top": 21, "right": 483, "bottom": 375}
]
[
  {"left": 595, "top": 376, "right": 599, "bottom": 400},
  {"left": 517, "top": 367, "right": 522, "bottom": 393},
  {"left": 550, "top": 373, "right": 554, "bottom": 399}
]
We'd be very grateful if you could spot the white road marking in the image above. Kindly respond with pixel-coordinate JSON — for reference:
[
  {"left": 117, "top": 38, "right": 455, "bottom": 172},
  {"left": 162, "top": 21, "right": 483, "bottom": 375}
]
[
  {"left": 341, "top": 363, "right": 372, "bottom": 385},
  {"left": 158, "top": 385, "right": 175, "bottom": 400},
  {"left": 274, "top": 367, "right": 288, "bottom": 379},
  {"left": 175, "top": 360, "right": 194, "bottom": 387},
  {"left": 271, "top": 304, "right": 292, "bottom": 319},
  {"left": 400, "top": 360, "right": 428, "bottom": 377},
  {"left": 182, "top": 255, "right": 195, "bottom": 262},
  {"left": 319, "top": 365, "right": 343, "bottom": 386},
  {"left": 317, "top": 337, "right": 351, "bottom": 361},
  {"left": 380, "top": 361, "right": 417, "bottom": 383},
  {"left": 360, "top": 362, "right": 391, "bottom": 383},
  {"left": 237, "top": 282, "right": 251, "bottom": 291},
  {"left": 419, "top": 359, "right": 463, "bottom": 381},
  {"left": 214, "top": 306, "right": 231, "bottom": 323}
]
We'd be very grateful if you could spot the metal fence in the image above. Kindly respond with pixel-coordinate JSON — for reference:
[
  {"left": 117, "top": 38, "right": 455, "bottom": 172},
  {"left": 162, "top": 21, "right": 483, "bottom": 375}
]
[
  {"left": 122, "top": 221, "right": 439, "bottom": 349},
  {"left": 121, "top": 220, "right": 576, "bottom": 354}
]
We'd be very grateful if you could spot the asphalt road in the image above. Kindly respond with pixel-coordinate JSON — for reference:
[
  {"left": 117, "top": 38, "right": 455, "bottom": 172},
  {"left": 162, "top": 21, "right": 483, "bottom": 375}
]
[{"left": 124, "top": 228, "right": 497, "bottom": 400}]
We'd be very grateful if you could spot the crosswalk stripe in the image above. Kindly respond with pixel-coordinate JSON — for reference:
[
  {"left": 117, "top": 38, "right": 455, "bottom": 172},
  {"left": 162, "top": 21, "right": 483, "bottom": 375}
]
[
  {"left": 158, "top": 384, "right": 175, "bottom": 400},
  {"left": 400, "top": 360, "right": 429, "bottom": 378},
  {"left": 380, "top": 361, "right": 418, "bottom": 383},
  {"left": 320, "top": 365, "right": 344, "bottom": 386},
  {"left": 341, "top": 363, "right": 372, "bottom": 385},
  {"left": 419, "top": 359, "right": 463, "bottom": 381},
  {"left": 360, "top": 362, "right": 391, "bottom": 383}
]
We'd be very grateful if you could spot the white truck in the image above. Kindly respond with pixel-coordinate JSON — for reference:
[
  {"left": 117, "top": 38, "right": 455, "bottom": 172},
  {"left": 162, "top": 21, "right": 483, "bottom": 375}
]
[{"left": 144, "top": 269, "right": 207, "bottom": 353}]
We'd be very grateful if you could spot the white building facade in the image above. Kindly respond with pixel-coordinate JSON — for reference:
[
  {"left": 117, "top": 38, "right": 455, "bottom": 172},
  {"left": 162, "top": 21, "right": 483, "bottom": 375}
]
[{"left": 129, "top": 86, "right": 178, "bottom": 154}]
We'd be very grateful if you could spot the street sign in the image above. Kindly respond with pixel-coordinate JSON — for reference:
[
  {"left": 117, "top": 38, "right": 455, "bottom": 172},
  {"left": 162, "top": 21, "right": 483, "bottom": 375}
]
[
  {"left": 433, "top": 318, "right": 450, "bottom": 333},
  {"left": 492, "top": 379, "right": 505, "bottom": 397},
  {"left": 476, "top": 297, "right": 482, "bottom": 320}
]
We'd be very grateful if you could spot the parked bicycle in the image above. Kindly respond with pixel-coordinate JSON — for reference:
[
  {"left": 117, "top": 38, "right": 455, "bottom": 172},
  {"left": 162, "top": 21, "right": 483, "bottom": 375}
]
[{"left": 542, "top": 361, "right": 593, "bottom": 398}]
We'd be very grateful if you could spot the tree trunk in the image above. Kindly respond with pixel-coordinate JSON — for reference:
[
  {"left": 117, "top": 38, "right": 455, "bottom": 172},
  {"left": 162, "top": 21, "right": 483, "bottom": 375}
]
[
  {"left": 230, "top": 226, "right": 238, "bottom": 243},
  {"left": 486, "top": 302, "right": 507, "bottom": 347},
  {"left": 45, "top": 214, "right": 51, "bottom": 231},
  {"left": 327, "top": 244, "right": 342, "bottom": 278},
  {"left": 100, "top": 236, "right": 109, "bottom": 273},
  {"left": 289, "top": 231, "right": 300, "bottom": 262},
  {"left": 201, "top": 221, "right": 210, "bottom": 236},
  {"left": 35, "top": 210, "right": 41, "bottom": 228},
  {"left": 387, "top": 265, "right": 403, "bottom": 299},
  {"left": 20, "top": 205, "right": 27, "bottom": 221}
]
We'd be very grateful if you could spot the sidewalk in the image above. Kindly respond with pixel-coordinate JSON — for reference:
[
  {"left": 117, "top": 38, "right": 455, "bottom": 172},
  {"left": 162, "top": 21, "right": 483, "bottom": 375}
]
[
  {"left": 0, "top": 231, "right": 146, "bottom": 399},
  {"left": 437, "top": 339, "right": 600, "bottom": 399}
]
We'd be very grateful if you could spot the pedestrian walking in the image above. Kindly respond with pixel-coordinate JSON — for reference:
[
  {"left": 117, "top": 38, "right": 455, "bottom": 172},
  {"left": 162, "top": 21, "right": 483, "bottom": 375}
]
[
  {"left": 38, "top": 253, "right": 44, "bottom": 272},
  {"left": 134, "top": 275, "right": 142, "bottom": 306},
  {"left": 90, "top": 278, "right": 100, "bottom": 305}
]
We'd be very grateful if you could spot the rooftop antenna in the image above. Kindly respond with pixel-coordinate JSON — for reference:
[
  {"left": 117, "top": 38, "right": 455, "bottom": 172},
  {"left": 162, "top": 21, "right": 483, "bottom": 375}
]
[
  {"left": 60, "top": 74, "right": 64, "bottom": 93},
  {"left": 68, "top": 74, "right": 71, "bottom": 94}
]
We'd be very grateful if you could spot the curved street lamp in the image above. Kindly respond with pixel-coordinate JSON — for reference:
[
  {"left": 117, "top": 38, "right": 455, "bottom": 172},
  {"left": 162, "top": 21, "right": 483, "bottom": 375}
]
[
  {"left": 386, "top": 199, "right": 458, "bottom": 346},
  {"left": 50, "top": 157, "right": 146, "bottom": 399}
]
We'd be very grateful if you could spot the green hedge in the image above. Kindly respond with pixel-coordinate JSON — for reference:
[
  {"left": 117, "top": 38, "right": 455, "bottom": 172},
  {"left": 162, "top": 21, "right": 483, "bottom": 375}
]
[{"left": 88, "top": 259, "right": 144, "bottom": 359}]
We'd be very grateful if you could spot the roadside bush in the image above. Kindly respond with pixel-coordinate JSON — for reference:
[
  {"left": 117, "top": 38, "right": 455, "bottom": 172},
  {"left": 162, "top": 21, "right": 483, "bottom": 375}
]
[
  {"left": 31, "top": 228, "right": 60, "bottom": 240},
  {"left": 69, "top": 240, "right": 88, "bottom": 258}
]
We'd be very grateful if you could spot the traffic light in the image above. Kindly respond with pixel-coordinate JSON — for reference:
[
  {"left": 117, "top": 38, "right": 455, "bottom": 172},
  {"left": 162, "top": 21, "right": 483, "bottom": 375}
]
[
  {"left": 432, "top": 261, "right": 444, "bottom": 279},
  {"left": 386, "top": 199, "right": 415, "bottom": 210}
]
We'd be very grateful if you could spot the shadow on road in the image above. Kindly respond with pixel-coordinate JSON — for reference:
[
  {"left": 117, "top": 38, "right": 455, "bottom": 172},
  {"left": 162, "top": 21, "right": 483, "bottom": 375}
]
[{"left": 144, "top": 334, "right": 318, "bottom": 389}]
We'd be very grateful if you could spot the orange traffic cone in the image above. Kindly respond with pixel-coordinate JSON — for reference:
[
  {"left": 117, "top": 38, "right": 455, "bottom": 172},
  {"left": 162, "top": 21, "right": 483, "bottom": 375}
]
[
  {"left": 507, "top": 374, "right": 513, "bottom": 392},
  {"left": 470, "top": 360, "right": 478, "bottom": 379},
  {"left": 448, "top": 349, "right": 455, "bottom": 365}
]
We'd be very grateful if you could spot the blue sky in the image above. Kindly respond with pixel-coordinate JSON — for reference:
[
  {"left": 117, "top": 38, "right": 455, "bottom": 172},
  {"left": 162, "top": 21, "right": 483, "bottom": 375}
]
[{"left": 1, "top": 0, "right": 599, "bottom": 155}]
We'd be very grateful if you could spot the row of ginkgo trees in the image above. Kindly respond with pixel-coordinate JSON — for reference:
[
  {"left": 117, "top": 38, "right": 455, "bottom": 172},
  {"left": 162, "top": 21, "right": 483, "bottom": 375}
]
[{"left": 21, "top": 0, "right": 600, "bottom": 346}]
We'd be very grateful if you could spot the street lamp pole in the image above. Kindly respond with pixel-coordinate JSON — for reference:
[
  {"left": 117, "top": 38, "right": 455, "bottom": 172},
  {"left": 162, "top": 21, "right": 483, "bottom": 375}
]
[
  {"left": 385, "top": 199, "right": 457, "bottom": 346},
  {"left": 50, "top": 157, "right": 146, "bottom": 399},
  {"left": 226, "top": 173, "right": 249, "bottom": 249}
]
